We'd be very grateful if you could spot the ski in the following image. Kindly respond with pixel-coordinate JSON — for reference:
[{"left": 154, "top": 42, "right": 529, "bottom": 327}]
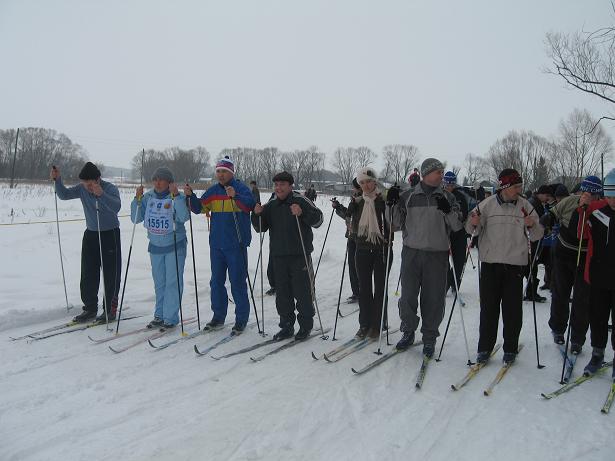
[
  {"left": 150, "top": 318, "right": 234, "bottom": 350},
  {"left": 451, "top": 344, "right": 502, "bottom": 391},
  {"left": 10, "top": 320, "right": 81, "bottom": 340},
  {"left": 601, "top": 381, "right": 615, "bottom": 414},
  {"left": 88, "top": 326, "right": 150, "bottom": 344},
  {"left": 194, "top": 332, "right": 240, "bottom": 356},
  {"left": 351, "top": 341, "right": 423, "bottom": 375},
  {"left": 541, "top": 361, "right": 613, "bottom": 400},
  {"left": 108, "top": 318, "right": 197, "bottom": 353},
  {"left": 483, "top": 344, "right": 524, "bottom": 396},
  {"left": 415, "top": 355, "right": 432, "bottom": 389},
  {"left": 29, "top": 315, "right": 144, "bottom": 341},
  {"left": 312, "top": 336, "right": 361, "bottom": 361},
  {"left": 324, "top": 328, "right": 400, "bottom": 363},
  {"left": 210, "top": 337, "right": 280, "bottom": 360},
  {"left": 558, "top": 345, "right": 578, "bottom": 383},
  {"left": 339, "top": 307, "right": 359, "bottom": 318},
  {"left": 250, "top": 329, "right": 331, "bottom": 362}
]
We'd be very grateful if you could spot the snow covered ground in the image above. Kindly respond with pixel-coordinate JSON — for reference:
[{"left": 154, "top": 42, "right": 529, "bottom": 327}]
[{"left": 0, "top": 182, "right": 613, "bottom": 461}]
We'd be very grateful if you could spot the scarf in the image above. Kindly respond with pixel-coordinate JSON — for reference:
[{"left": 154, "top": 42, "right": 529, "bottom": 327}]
[{"left": 357, "top": 188, "right": 384, "bottom": 244}]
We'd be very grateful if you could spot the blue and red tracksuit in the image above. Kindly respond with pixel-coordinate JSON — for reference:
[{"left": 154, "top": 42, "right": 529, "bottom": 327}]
[{"left": 188, "top": 178, "right": 255, "bottom": 326}]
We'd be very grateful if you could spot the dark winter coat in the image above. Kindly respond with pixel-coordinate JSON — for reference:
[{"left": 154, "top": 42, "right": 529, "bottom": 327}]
[{"left": 346, "top": 193, "right": 392, "bottom": 250}]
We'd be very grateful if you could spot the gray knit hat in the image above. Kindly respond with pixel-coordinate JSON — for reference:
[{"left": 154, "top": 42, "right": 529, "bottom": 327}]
[
  {"left": 421, "top": 158, "right": 444, "bottom": 177},
  {"left": 152, "top": 166, "right": 174, "bottom": 183}
]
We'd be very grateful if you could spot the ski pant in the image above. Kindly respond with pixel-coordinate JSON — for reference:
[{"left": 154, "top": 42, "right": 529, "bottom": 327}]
[
  {"left": 478, "top": 262, "right": 524, "bottom": 354},
  {"left": 210, "top": 246, "right": 250, "bottom": 326},
  {"left": 589, "top": 287, "right": 615, "bottom": 351},
  {"left": 273, "top": 254, "right": 314, "bottom": 330},
  {"left": 80, "top": 228, "right": 121, "bottom": 315},
  {"left": 525, "top": 239, "right": 547, "bottom": 297},
  {"left": 150, "top": 244, "right": 186, "bottom": 326},
  {"left": 355, "top": 246, "right": 392, "bottom": 330},
  {"left": 398, "top": 246, "right": 448, "bottom": 345},
  {"left": 548, "top": 249, "right": 590, "bottom": 345},
  {"left": 447, "top": 230, "right": 467, "bottom": 292},
  {"left": 267, "top": 253, "right": 275, "bottom": 289},
  {"left": 347, "top": 238, "right": 360, "bottom": 297}
]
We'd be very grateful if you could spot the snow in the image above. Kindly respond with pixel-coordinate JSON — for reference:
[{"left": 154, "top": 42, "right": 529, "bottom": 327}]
[{"left": 0, "top": 183, "right": 613, "bottom": 461}]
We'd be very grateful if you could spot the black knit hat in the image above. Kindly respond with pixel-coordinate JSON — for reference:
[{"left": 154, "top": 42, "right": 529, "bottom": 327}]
[
  {"left": 536, "top": 185, "right": 552, "bottom": 195},
  {"left": 272, "top": 171, "right": 294, "bottom": 185},
  {"left": 78, "top": 162, "right": 101, "bottom": 180}
]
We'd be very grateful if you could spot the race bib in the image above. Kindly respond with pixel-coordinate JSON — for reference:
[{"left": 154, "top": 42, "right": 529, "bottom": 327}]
[{"left": 144, "top": 197, "right": 173, "bottom": 235}]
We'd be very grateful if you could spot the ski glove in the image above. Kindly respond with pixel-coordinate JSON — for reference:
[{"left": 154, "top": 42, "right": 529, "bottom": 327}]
[
  {"left": 386, "top": 185, "right": 401, "bottom": 205},
  {"left": 436, "top": 195, "right": 451, "bottom": 214},
  {"left": 331, "top": 198, "right": 341, "bottom": 209}
]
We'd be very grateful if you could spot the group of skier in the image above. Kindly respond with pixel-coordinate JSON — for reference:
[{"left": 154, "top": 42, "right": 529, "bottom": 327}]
[{"left": 50, "top": 155, "right": 614, "bottom": 381}]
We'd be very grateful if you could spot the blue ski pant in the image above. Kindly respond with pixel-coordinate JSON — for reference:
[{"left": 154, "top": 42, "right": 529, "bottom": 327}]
[
  {"left": 150, "top": 247, "right": 186, "bottom": 326},
  {"left": 210, "top": 246, "right": 250, "bottom": 326}
]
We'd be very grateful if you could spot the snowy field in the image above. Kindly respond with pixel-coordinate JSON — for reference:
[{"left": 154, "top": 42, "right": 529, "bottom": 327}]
[{"left": 0, "top": 182, "right": 613, "bottom": 461}]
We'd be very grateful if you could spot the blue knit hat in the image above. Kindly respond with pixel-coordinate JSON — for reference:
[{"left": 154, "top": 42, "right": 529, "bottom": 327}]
[
  {"left": 579, "top": 175, "right": 602, "bottom": 194},
  {"left": 604, "top": 169, "right": 615, "bottom": 198},
  {"left": 443, "top": 171, "right": 457, "bottom": 185}
]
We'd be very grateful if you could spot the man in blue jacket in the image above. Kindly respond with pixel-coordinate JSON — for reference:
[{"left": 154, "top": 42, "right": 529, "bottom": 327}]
[
  {"left": 50, "top": 162, "right": 122, "bottom": 323},
  {"left": 185, "top": 156, "right": 255, "bottom": 332}
]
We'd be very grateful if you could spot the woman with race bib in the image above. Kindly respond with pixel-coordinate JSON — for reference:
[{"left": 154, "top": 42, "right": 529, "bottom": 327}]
[{"left": 132, "top": 167, "right": 190, "bottom": 329}]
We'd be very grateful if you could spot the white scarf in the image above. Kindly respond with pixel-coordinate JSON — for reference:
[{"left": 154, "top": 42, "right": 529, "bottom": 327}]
[{"left": 358, "top": 188, "right": 384, "bottom": 244}]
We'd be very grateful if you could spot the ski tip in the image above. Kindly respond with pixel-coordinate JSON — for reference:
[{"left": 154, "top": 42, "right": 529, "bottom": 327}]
[
  {"left": 311, "top": 352, "right": 319, "bottom": 360},
  {"left": 351, "top": 368, "right": 360, "bottom": 374},
  {"left": 249, "top": 357, "right": 259, "bottom": 362},
  {"left": 451, "top": 384, "right": 458, "bottom": 391},
  {"left": 483, "top": 390, "right": 490, "bottom": 397},
  {"left": 147, "top": 339, "right": 157, "bottom": 349},
  {"left": 87, "top": 335, "right": 96, "bottom": 342},
  {"left": 193, "top": 345, "right": 201, "bottom": 355},
  {"left": 323, "top": 354, "right": 333, "bottom": 363},
  {"left": 210, "top": 355, "right": 221, "bottom": 360},
  {"left": 108, "top": 346, "right": 120, "bottom": 353},
  {"left": 415, "top": 383, "right": 422, "bottom": 390}
]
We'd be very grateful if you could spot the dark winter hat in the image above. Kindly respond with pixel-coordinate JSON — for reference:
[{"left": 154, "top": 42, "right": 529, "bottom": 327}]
[
  {"left": 443, "top": 171, "right": 457, "bottom": 185},
  {"left": 215, "top": 155, "right": 235, "bottom": 174},
  {"left": 78, "top": 162, "right": 101, "bottom": 180},
  {"left": 536, "top": 185, "right": 552, "bottom": 195},
  {"left": 497, "top": 168, "right": 522, "bottom": 190},
  {"left": 554, "top": 184, "right": 569, "bottom": 198},
  {"left": 603, "top": 168, "right": 615, "bottom": 198},
  {"left": 421, "top": 158, "right": 444, "bottom": 177},
  {"left": 152, "top": 166, "right": 174, "bottom": 183},
  {"left": 272, "top": 171, "right": 294, "bottom": 185},
  {"left": 579, "top": 175, "right": 602, "bottom": 194},
  {"left": 352, "top": 177, "right": 360, "bottom": 190}
]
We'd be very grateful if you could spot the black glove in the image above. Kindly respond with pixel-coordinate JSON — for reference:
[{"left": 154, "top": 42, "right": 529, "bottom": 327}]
[
  {"left": 436, "top": 195, "right": 451, "bottom": 214},
  {"left": 386, "top": 185, "right": 401, "bottom": 205},
  {"left": 331, "top": 198, "right": 340, "bottom": 209}
]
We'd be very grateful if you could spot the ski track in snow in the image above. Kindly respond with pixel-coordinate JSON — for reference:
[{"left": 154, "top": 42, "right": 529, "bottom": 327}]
[{"left": 1, "top": 184, "right": 614, "bottom": 461}]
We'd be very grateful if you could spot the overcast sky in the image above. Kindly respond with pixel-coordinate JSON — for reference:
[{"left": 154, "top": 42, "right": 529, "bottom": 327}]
[{"left": 1, "top": 0, "right": 613, "bottom": 171}]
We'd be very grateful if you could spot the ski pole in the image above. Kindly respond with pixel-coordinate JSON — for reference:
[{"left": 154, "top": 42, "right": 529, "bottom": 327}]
[
  {"left": 331, "top": 244, "right": 348, "bottom": 341},
  {"left": 116, "top": 150, "right": 143, "bottom": 333},
  {"left": 187, "top": 195, "right": 201, "bottom": 331},
  {"left": 229, "top": 197, "right": 262, "bottom": 334},
  {"left": 449, "top": 243, "right": 473, "bottom": 365},
  {"left": 259, "top": 215, "right": 265, "bottom": 336},
  {"left": 394, "top": 272, "right": 402, "bottom": 297},
  {"left": 95, "top": 199, "right": 111, "bottom": 331},
  {"left": 376, "top": 206, "right": 395, "bottom": 354},
  {"left": 52, "top": 166, "right": 72, "bottom": 313},
  {"left": 172, "top": 193, "right": 187, "bottom": 336},
  {"left": 522, "top": 207, "right": 545, "bottom": 369},
  {"left": 295, "top": 215, "right": 327, "bottom": 339},
  {"left": 314, "top": 201, "right": 335, "bottom": 280}
]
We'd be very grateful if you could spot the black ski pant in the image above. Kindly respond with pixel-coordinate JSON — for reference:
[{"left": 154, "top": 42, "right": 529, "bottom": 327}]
[
  {"left": 347, "top": 238, "right": 360, "bottom": 297},
  {"left": 589, "top": 287, "right": 615, "bottom": 351},
  {"left": 525, "top": 239, "right": 545, "bottom": 298},
  {"left": 355, "top": 246, "right": 392, "bottom": 330},
  {"left": 478, "top": 262, "right": 524, "bottom": 354},
  {"left": 548, "top": 249, "right": 590, "bottom": 345},
  {"left": 447, "top": 230, "right": 467, "bottom": 292},
  {"left": 266, "top": 253, "right": 275, "bottom": 289},
  {"left": 273, "top": 254, "right": 314, "bottom": 331},
  {"left": 80, "top": 228, "right": 121, "bottom": 315}
]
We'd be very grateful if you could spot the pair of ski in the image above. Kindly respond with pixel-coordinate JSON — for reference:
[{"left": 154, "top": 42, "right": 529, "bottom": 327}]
[
  {"left": 311, "top": 328, "right": 400, "bottom": 363},
  {"left": 104, "top": 317, "right": 198, "bottom": 353},
  {"left": 11, "top": 314, "right": 143, "bottom": 341},
  {"left": 350, "top": 341, "right": 424, "bottom": 375},
  {"left": 205, "top": 328, "right": 331, "bottom": 362},
  {"left": 541, "top": 360, "right": 615, "bottom": 414},
  {"left": 451, "top": 344, "right": 523, "bottom": 396}
]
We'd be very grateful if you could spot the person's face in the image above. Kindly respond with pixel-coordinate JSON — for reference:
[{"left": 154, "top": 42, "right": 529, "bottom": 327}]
[
  {"left": 153, "top": 178, "right": 170, "bottom": 193},
  {"left": 501, "top": 184, "right": 523, "bottom": 201},
  {"left": 274, "top": 181, "right": 292, "bottom": 199},
  {"left": 80, "top": 178, "right": 99, "bottom": 193},
  {"left": 359, "top": 179, "right": 376, "bottom": 194},
  {"left": 537, "top": 193, "right": 548, "bottom": 203},
  {"left": 581, "top": 191, "right": 601, "bottom": 203},
  {"left": 606, "top": 197, "right": 615, "bottom": 210},
  {"left": 216, "top": 169, "right": 233, "bottom": 185},
  {"left": 444, "top": 183, "right": 455, "bottom": 193},
  {"left": 423, "top": 169, "right": 444, "bottom": 187}
]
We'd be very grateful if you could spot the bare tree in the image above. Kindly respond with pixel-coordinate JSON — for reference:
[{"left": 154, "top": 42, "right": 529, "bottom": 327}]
[
  {"left": 462, "top": 153, "right": 489, "bottom": 186},
  {"left": 332, "top": 147, "right": 358, "bottom": 185},
  {"left": 132, "top": 146, "right": 210, "bottom": 184},
  {"left": 555, "top": 108, "right": 613, "bottom": 187},
  {"left": 381, "top": 144, "right": 420, "bottom": 184},
  {"left": 546, "top": 7, "right": 615, "bottom": 131},
  {"left": 259, "top": 147, "right": 279, "bottom": 186},
  {"left": 354, "top": 146, "right": 374, "bottom": 169}
]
